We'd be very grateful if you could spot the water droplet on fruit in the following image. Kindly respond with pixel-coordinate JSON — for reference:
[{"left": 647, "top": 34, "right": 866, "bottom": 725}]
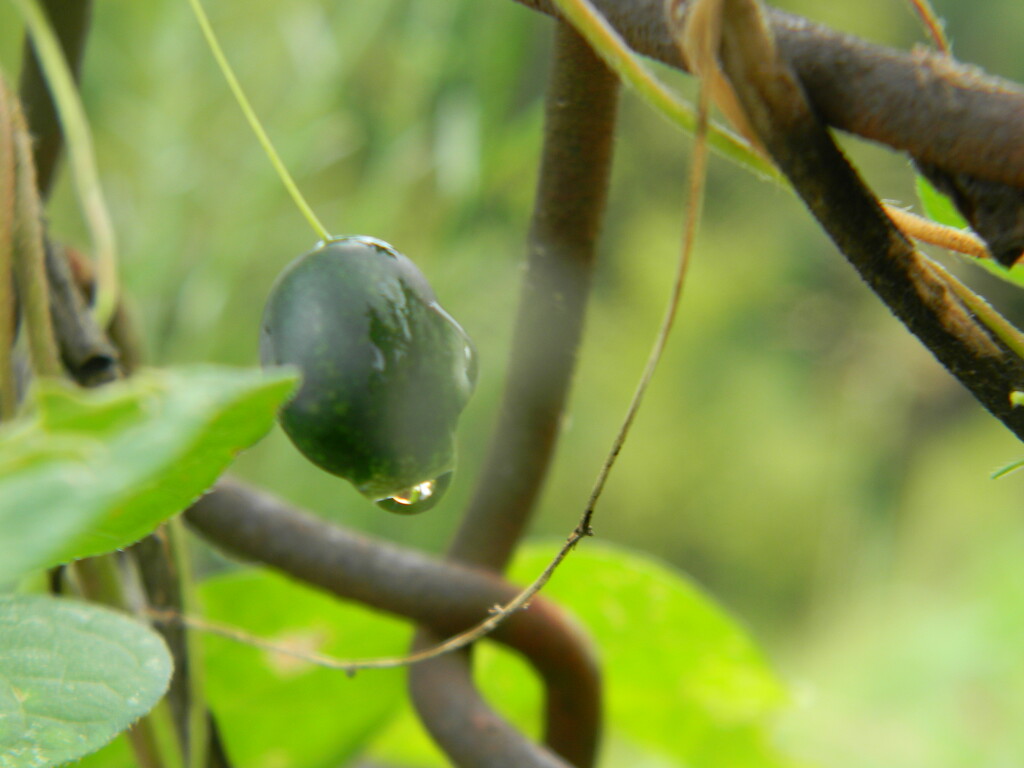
[
  {"left": 393, "top": 480, "right": 436, "bottom": 505},
  {"left": 376, "top": 472, "right": 453, "bottom": 514}
]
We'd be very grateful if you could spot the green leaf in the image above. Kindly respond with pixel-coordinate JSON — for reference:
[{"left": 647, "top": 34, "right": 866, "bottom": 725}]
[
  {"left": 0, "top": 365, "right": 298, "bottom": 582},
  {"left": 511, "top": 543, "right": 796, "bottom": 766},
  {"left": 197, "top": 568, "right": 407, "bottom": 768},
  {"left": 71, "top": 735, "right": 133, "bottom": 768},
  {"left": 369, "top": 541, "right": 803, "bottom": 768},
  {"left": 0, "top": 595, "right": 172, "bottom": 768}
]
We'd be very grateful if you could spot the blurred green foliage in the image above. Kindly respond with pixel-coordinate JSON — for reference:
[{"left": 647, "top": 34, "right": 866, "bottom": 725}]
[{"left": 2, "top": 0, "right": 1023, "bottom": 765}]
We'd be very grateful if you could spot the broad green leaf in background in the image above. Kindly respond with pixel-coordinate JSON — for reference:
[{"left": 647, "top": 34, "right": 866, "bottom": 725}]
[
  {"left": 915, "top": 175, "right": 1024, "bottom": 289},
  {"left": 0, "top": 365, "right": 297, "bottom": 582},
  {"left": 0, "top": 595, "right": 172, "bottom": 768},
  {"left": 370, "top": 541, "right": 804, "bottom": 768},
  {"left": 197, "top": 568, "right": 408, "bottom": 768}
]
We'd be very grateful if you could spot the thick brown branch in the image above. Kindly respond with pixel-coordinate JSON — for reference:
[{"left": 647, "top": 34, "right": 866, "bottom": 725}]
[
  {"left": 409, "top": 21, "right": 620, "bottom": 768},
  {"left": 447, "top": 25, "right": 620, "bottom": 573},
  {"left": 696, "top": 0, "right": 1024, "bottom": 440},
  {"left": 183, "top": 479, "right": 601, "bottom": 761},
  {"left": 513, "top": 0, "right": 1024, "bottom": 189}
]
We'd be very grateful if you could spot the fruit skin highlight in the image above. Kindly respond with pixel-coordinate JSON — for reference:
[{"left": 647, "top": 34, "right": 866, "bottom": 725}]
[{"left": 260, "top": 236, "right": 476, "bottom": 513}]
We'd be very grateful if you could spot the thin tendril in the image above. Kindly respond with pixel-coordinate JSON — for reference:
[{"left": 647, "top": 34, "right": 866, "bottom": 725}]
[
  {"left": 579, "top": 50, "right": 711, "bottom": 534},
  {"left": 185, "top": 0, "right": 332, "bottom": 242},
  {"left": 905, "top": 0, "right": 950, "bottom": 55},
  {"left": 148, "top": 525, "right": 580, "bottom": 674}
]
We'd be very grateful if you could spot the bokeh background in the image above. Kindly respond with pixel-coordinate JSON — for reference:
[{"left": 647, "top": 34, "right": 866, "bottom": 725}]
[{"left": 2, "top": 0, "right": 1023, "bottom": 765}]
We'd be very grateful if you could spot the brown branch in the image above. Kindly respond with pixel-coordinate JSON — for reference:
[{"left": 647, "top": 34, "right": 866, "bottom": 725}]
[
  {"left": 445, "top": 26, "right": 619, "bottom": 574},
  {"left": 44, "top": 240, "right": 118, "bottom": 385},
  {"left": 408, "top": 654, "right": 576, "bottom": 768},
  {"left": 408, "top": 21, "right": 620, "bottom": 768},
  {"left": 512, "top": 0, "right": 1024, "bottom": 189},
  {"left": 677, "top": 0, "right": 1024, "bottom": 440},
  {"left": 157, "top": 520, "right": 591, "bottom": 676},
  {"left": 183, "top": 479, "right": 601, "bottom": 752}
]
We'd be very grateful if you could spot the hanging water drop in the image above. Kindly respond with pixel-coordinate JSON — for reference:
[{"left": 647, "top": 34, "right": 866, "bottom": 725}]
[{"left": 376, "top": 472, "right": 453, "bottom": 514}]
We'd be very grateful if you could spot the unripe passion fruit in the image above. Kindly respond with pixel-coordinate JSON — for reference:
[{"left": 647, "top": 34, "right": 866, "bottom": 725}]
[{"left": 260, "top": 236, "right": 476, "bottom": 513}]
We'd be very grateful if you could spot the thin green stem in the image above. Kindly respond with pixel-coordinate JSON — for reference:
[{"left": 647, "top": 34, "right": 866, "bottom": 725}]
[
  {"left": 0, "top": 79, "right": 18, "bottom": 418},
  {"left": 10, "top": 0, "right": 118, "bottom": 327},
  {"left": 185, "top": 0, "right": 332, "bottom": 242},
  {"left": 548, "top": 0, "right": 779, "bottom": 181},
  {"left": 12, "top": 103, "right": 62, "bottom": 379},
  {"left": 927, "top": 257, "right": 1024, "bottom": 360}
]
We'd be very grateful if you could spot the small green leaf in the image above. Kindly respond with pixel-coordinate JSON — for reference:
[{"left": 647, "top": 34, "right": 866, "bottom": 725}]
[
  {"left": 0, "top": 595, "right": 172, "bottom": 768},
  {"left": 0, "top": 365, "right": 298, "bottom": 581},
  {"left": 916, "top": 175, "right": 969, "bottom": 230},
  {"left": 198, "top": 568, "right": 407, "bottom": 768}
]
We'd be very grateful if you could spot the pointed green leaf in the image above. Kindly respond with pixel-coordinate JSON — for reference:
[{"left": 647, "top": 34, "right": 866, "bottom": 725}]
[
  {"left": 0, "top": 595, "right": 172, "bottom": 768},
  {"left": 0, "top": 365, "right": 298, "bottom": 581}
]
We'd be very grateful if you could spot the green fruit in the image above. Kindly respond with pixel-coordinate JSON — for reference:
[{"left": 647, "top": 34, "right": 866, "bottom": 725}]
[{"left": 260, "top": 236, "right": 476, "bottom": 513}]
